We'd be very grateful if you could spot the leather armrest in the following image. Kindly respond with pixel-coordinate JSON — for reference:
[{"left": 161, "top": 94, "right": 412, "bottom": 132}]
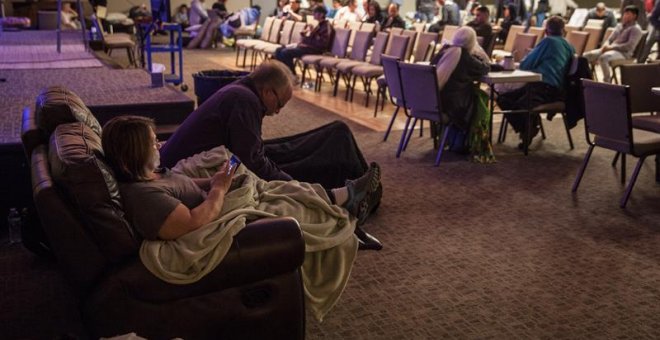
[
  {"left": 21, "top": 107, "right": 47, "bottom": 159},
  {"left": 109, "top": 217, "right": 305, "bottom": 302}
]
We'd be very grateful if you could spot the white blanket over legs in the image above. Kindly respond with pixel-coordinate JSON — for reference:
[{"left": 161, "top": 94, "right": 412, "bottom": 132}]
[{"left": 139, "top": 146, "right": 359, "bottom": 321}]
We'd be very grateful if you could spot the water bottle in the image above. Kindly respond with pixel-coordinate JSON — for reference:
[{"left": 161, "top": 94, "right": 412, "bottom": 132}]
[
  {"left": 90, "top": 26, "right": 98, "bottom": 41},
  {"left": 7, "top": 208, "right": 22, "bottom": 245}
]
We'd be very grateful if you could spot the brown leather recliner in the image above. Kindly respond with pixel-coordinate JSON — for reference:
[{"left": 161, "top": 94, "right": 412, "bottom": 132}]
[{"left": 21, "top": 86, "right": 306, "bottom": 339}]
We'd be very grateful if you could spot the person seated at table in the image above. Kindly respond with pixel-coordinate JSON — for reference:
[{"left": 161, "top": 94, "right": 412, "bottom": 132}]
[
  {"left": 381, "top": 3, "right": 406, "bottom": 30},
  {"left": 466, "top": 5, "right": 493, "bottom": 48},
  {"left": 583, "top": 5, "right": 643, "bottom": 83},
  {"left": 274, "top": 6, "right": 332, "bottom": 74},
  {"left": 495, "top": 16, "right": 574, "bottom": 148},
  {"left": 497, "top": 4, "right": 521, "bottom": 43},
  {"left": 431, "top": 27, "right": 494, "bottom": 162}
]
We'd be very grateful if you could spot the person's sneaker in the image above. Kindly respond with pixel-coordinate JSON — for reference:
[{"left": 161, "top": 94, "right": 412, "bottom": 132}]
[{"left": 344, "top": 162, "right": 381, "bottom": 223}]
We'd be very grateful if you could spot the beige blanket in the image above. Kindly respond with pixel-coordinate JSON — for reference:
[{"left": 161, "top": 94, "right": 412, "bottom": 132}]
[{"left": 139, "top": 146, "right": 358, "bottom": 321}]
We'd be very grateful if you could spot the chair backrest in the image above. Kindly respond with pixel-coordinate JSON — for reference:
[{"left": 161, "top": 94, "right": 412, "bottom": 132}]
[
  {"left": 412, "top": 32, "right": 439, "bottom": 63},
  {"left": 564, "top": 25, "right": 581, "bottom": 36},
  {"left": 347, "top": 21, "right": 361, "bottom": 46},
  {"left": 369, "top": 32, "right": 389, "bottom": 65},
  {"left": 389, "top": 27, "right": 404, "bottom": 35},
  {"left": 349, "top": 30, "right": 373, "bottom": 61},
  {"left": 398, "top": 61, "right": 442, "bottom": 121},
  {"left": 306, "top": 15, "right": 318, "bottom": 27},
  {"left": 360, "top": 22, "right": 376, "bottom": 32},
  {"left": 584, "top": 18, "right": 604, "bottom": 28},
  {"left": 387, "top": 34, "right": 411, "bottom": 60},
  {"left": 330, "top": 27, "right": 351, "bottom": 57},
  {"left": 602, "top": 27, "right": 615, "bottom": 45},
  {"left": 582, "top": 26, "right": 602, "bottom": 52},
  {"left": 566, "top": 30, "right": 590, "bottom": 56},
  {"left": 527, "top": 26, "right": 545, "bottom": 46},
  {"left": 401, "top": 30, "right": 418, "bottom": 61},
  {"left": 632, "top": 31, "right": 649, "bottom": 62},
  {"left": 260, "top": 16, "right": 275, "bottom": 41},
  {"left": 279, "top": 20, "right": 295, "bottom": 45},
  {"left": 503, "top": 25, "right": 525, "bottom": 52},
  {"left": 334, "top": 19, "right": 347, "bottom": 28},
  {"left": 412, "top": 22, "right": 426, "bottom": 33},
  {"left": 440, "top": 25, "right": 459, "bottom": 44},
  {"left": 581, "top": 79, "right": 634, "bottom": 153},
  {"left": 483, "top": 32, "right": 497, "bottom": 57},
  {"left": 620, "top": 63, "right": 660, "bottom": 113},
  {"left": 289, "top": 22, "right": 307, "bottom": 45},
  {"left": 268, "top": 18, "right": 284, "bottom": 43},
  {"left": 511, "top": 33, "right": 537, "bottom": 62},
  {"left": 381, "top": 55, "right": 404, "bottom": 106}
]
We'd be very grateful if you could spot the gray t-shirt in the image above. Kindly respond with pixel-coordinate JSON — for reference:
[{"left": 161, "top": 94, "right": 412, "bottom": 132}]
[{"left": 120, "top": 169, "right": 206, "bottom": 240}]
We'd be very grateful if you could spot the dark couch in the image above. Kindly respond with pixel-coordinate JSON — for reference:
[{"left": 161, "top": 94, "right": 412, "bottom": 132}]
[{"left": 21, "top": 86, "right": 307, "bottom": 339}]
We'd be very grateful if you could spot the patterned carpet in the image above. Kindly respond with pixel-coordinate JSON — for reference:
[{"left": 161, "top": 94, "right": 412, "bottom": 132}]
[
  {"left": 0, "top": 31, "right": 102, "bottom": 69},
  {"left": 1, "top": 48, "right": 659, "bottom": 339},
  {"left": 2, "top": 94, "right": 660, "bottom": 339}
]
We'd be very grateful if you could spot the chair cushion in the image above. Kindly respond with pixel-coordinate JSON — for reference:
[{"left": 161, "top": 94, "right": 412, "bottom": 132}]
[
  {"left": 352, "top": 64, "right": 384, "bottom": 78},
  {"left": 48, "top": 122, "right": 139, "bottom": 263},
  {"left": 531, "top": 101, "right": 565, "bottom": 113},
  {"left": 632, "top": 128, "right": 660, "bottom": 156},
  {"left": 301, "top": 54, "right": 325, "bottom": 65},
  {"left": 35, "top": 86, "right": 102, "bottom": 137},
  {"left": 376, "top": 75, "right": 386, "bottom": 86},
  {"left": 319, "top": 57, "right": 343, "bottom": 69},
  {"left": 633, "top": 116, "right": 660, "bottom": 133},
  {"left": 336, "top": 60, "right": 365, "bottom": 73}
]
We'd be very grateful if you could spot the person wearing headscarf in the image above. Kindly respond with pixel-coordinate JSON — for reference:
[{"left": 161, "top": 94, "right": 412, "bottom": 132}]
[{"left": 430, "top": 27, "right": 494, "bottom": 162}]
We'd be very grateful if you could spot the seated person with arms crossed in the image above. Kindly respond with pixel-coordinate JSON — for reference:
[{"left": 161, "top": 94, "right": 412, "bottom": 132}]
[
  {"left": 496, "top": 16, "right": 575, "bottom": 147},
  {"left": 583, "top": 5, "right": 643, "bottom": 83},
  {"left": 160, "top": 60, "right": 383, "bottom": 249}
]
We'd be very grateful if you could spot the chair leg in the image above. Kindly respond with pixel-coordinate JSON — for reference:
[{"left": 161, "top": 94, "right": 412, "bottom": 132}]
[
  {"left": 620, "top": 153, "right": 626, "bottom": 184},
  {"left": 374, "top": 85, "right": 381, "bottom": 117},
  {"left": 384, "top": 106, "right": 400, "bottom": 141},
  {"left": 396, "top": 116, "right": 412, "bottom": 158},
  {"left": 498, "top": 116, "right": 508, "bottom": 143},
  {"left": 435, "top": 124, "right": 452, "bottom": 166},
  {"left": 419, "top": 120, "right": 424, "bottom": 137},
  {"left": 403, "top": 118, "right": 418, "bottom": 151},
  {"left": 620, "top": 156, "right": 646, "bottom": 208},
  {"left": 572, "top": 145, "right": 595, "bottom": 192},
  {"left": 333, "top": 70, "right": 341, "bottom": 97},
  {"left": 300, "top": 64, "right": 308, "bottom": 88},
  {"left": 562, "top": 112, "right": 574, "bottom": 150},
  {"left": 612, "top": 152, "right": 620, "bottom": 167},
  {"left": 539, "top": 118, "right": 546, "bottom": 140}
]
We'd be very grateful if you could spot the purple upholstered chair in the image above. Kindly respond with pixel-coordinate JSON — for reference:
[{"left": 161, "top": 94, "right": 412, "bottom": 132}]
[
  {"left": 572, "top": 79, "right": 660, "bottom": 208},
  {"left": 396, "top": 61, "right": 451, "bottom": 166},
  {"left": 381, "top": 55, "right": 405, "bottom": 142},
  {"left": 372, "top": 34, "right": 412, "bottom": 116},
  {"left": 330, "top": 30, "right": 373, "bottom": 99},
  {"left": 300, "top": 27, "right": 351, "bottom": 92}
]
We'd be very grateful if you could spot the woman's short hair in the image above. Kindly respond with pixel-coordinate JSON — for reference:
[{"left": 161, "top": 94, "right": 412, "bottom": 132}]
[
  {"left": 102, "top": 115, "right": 156, "bottom": 182},
  {"left": 452, "top": 26, "right": 477, "bottom": 51}
]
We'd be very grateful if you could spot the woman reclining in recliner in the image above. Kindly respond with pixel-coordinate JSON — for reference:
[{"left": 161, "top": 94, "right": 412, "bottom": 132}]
[{"left": 101, "top": 115, "right": 381, "bottom": 321}]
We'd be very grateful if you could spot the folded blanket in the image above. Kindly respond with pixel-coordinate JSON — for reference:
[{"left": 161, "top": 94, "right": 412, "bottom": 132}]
[{"left": 140, "top": 146, "right": 358, "bottom": 321}]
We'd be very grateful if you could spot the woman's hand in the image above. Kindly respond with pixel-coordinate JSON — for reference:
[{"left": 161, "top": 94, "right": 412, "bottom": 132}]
[{"left": 210, "top": 161, "right": 234, "bottom": 194}]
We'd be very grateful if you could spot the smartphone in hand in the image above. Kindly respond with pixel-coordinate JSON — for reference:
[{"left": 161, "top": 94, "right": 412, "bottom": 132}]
[{"left": 227, "top": 155, "right": 241, "bottom": 174}]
